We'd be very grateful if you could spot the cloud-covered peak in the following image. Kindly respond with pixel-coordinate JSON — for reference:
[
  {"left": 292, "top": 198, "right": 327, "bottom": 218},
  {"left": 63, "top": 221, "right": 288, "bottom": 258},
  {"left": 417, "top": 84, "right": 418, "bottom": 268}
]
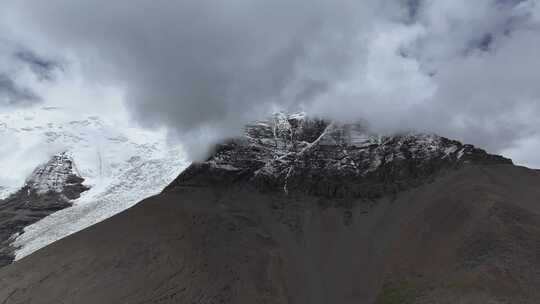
[{"left": 1, "top": 0, "right": 540, "bottom": 166}]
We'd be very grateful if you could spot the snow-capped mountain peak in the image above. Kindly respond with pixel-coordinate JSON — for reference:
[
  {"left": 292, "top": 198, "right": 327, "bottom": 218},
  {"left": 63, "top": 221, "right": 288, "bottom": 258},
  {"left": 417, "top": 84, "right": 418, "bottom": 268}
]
[
  {"left": 168, "top": 113, "right": 511, "bottom": 199},
  {"left": 0, "top": 106, "right": 189, "bottom": 262},
  {"left": 26, "top": 152, "right": 86, "bottom": 198}
]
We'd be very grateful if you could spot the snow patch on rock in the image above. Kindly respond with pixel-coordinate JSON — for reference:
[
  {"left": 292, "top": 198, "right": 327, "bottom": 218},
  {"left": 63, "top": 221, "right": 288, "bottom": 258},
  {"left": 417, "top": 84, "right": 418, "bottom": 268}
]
[
  {"left": 26, "top": 152, "right": 81, "bottom": 195},
  {"left": 173, "top": 113, "right": 510, "bottom": 198}
]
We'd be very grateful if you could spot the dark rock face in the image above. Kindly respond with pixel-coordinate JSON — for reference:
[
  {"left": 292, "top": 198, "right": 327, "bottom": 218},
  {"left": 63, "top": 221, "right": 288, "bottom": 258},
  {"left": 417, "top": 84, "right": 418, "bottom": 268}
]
[
  {"left": 2, "top": 114, "right": 534, "bottom": 304},
  {"left": 0, "top": 153, "right": 89, "bottom": 267},
  {"left": 167, "top": 113, "right": 511, "bottom": 199},
  {"left": 2, "top": 165, "right": 540, "bottom": 304}
]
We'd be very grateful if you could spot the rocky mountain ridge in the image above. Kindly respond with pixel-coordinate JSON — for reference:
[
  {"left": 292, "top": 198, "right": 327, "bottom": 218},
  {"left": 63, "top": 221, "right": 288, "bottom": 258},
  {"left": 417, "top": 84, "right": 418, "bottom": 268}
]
[
  {"left": 0, "top": 152, "right": 88, "bottom": 266},
  {"left": 2, "top": 114, "right": 540, "bottom": 304},
  {"left": 169, "top": 112, "right": 511, "bottom": 199},
  {"left": 0, "top": 107, "right": 188, "bottom": 262},
  {"left": 25, "top": 152, "right": 89, "bottom": 200}
]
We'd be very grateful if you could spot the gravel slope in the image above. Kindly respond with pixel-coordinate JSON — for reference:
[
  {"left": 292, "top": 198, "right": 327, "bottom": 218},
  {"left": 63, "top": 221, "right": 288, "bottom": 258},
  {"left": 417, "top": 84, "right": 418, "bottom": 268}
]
[{"left": 1, "top": 164, "right": 539, "bottom": 303}]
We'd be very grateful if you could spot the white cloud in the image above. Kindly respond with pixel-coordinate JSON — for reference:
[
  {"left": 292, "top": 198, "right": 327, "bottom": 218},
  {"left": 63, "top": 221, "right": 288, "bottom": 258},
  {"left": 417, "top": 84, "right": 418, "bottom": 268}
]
[{"left": 0, "top": 0, "right": 540, "bottom": 167}]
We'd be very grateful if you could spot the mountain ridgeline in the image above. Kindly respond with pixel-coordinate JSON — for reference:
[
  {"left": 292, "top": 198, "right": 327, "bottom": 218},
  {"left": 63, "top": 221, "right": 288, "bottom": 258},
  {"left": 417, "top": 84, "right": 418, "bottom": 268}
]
[
  {"left": 0, "top": 152, "right": 88, "bottom": 266},
  {"left": 169, "top": 113, "right": 511, "bottom": 197},
  {"left": 1, "top": 114, "right": 539, "bottom": 304}
]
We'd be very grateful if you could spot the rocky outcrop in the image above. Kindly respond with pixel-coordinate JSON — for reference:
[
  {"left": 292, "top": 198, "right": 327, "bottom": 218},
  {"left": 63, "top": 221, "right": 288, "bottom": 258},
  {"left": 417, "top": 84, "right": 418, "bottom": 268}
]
[
  {"left": 167, "top": 113, "right": 511, "bottom": 199},
  {"left": 0, "top": 152, "right": 89, "bottom": 267}
]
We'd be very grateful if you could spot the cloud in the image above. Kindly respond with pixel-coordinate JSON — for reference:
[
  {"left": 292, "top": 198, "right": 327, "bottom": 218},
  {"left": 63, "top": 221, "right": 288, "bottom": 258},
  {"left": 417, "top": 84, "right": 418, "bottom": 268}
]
[
  {"left": 0, "top": 74, "right": 40, "bottom": 106},
  {"left": 1, "top": 0, "right": 540, "bottom": 166},
  {"left": 15, "top": 49, "right": 59, "bottom": 81},
  {"left": 0, "top": 33, "right": 60, "bottom": 107}
]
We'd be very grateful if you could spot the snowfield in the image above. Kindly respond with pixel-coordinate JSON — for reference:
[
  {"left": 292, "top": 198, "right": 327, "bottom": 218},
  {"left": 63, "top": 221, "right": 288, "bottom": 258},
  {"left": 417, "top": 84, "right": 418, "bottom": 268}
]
[{"left": 0, "top": 106, "right": 188, "bottom": 260}]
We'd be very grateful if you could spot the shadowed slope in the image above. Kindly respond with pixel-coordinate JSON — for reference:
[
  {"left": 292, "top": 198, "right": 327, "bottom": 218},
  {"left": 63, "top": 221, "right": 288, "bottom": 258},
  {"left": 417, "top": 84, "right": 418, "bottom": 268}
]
[
  {"left": 0, "top": 115, "right": 536, "bottom": 303},
  {"left": 0, "top": 164, "right": 539, "bottom": 303}
]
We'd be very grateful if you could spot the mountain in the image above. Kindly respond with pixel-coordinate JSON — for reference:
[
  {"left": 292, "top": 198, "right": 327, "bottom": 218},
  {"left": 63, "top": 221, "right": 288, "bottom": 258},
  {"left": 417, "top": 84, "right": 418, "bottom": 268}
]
[
  {"left": 0, "top": 152, "right": 88, "bottom": 266},
  {"left": 1, "top": 114, "right": 540, "bottom": 304},
  {"left": 169, "top": 113, "right": 510, "bottom": 197},
  {"left": 0, "top": 107, "right": 188, "bottom": 264}
]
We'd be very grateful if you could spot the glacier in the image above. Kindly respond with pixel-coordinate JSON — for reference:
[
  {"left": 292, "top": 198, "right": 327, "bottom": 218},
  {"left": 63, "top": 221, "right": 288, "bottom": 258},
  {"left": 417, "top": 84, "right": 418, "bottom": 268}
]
[{"left": 0, "top": 106, "right": 188, "bottom": 260}]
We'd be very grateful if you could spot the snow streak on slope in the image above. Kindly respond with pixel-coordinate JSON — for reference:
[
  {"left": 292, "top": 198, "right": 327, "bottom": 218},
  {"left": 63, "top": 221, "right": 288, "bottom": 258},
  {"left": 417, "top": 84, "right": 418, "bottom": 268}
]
[{"left": 0, "top": 106, "right": 188, "bottom": 260}]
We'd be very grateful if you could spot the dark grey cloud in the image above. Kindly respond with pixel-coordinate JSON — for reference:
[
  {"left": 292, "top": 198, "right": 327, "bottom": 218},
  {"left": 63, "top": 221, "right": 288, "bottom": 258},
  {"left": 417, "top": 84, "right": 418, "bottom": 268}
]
[
  {"left": 1, "top": 0, "right": 391, "bottom": 157},
  {"left": 0, "top": 74, "right": 39, "bottom": 106},
  {"left": 14, "top": 49, "right": 59, "bottom": 80},
  {"left": 405, "top": 0, "right": 422, "bottom": 22},
  {"left": 1, "top": 0, "right": 540, "bottom": 166},
  {"left": 0, "top": 36, "right": 60, "bottom": 107}
]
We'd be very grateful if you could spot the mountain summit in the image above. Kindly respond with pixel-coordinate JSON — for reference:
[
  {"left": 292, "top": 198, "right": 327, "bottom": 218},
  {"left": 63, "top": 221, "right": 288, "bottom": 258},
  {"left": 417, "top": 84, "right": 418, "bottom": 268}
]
[
  {"left": 0, "top": 108, "right": 188, "bottom": 263},
  {"left": 0, "top": 152, "right": 88, "bottom": 266},
  {"left": 1, "top": 114, "right": 539, "bottom": 304},
  {"left": 169, "top": 113, "right": 511, "bottom": 197}
]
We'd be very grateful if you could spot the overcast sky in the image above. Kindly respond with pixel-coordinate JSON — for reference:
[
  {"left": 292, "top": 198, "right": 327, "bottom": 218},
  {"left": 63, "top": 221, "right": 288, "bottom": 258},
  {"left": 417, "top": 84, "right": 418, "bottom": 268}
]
[{"left": 1, "top": 0, "right": 540, "bottom": 167}]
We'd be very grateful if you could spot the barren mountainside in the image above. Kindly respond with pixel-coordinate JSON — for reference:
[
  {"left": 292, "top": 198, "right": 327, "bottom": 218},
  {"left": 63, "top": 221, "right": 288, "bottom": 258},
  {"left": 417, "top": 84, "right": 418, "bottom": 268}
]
[{"left": 1, "top": 114, "right": 539, "bottom": 304}]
